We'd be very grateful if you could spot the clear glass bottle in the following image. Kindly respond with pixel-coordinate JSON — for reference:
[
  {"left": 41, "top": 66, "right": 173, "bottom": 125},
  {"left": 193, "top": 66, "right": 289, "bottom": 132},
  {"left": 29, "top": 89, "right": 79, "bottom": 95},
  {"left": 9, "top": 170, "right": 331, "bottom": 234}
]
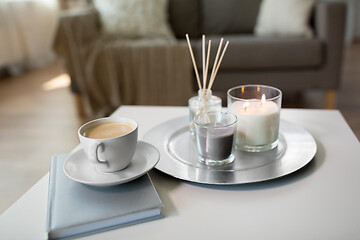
[{"left": 188, "top": 89, "right": 222, "bottom": 134}]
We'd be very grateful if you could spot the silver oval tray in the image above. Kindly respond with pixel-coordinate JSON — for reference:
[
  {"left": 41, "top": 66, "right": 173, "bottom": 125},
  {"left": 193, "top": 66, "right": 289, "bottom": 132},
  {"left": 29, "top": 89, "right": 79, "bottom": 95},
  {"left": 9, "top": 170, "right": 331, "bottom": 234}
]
[{"left": 143, "top": 116, "right": 317, "bottom": 185}]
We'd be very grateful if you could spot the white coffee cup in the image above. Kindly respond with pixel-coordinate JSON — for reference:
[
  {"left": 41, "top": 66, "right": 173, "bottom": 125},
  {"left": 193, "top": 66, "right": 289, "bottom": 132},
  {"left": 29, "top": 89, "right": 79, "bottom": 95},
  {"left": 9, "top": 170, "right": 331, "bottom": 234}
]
[{"left": 78, "top": 117, "right": 138, "bottom": 172}]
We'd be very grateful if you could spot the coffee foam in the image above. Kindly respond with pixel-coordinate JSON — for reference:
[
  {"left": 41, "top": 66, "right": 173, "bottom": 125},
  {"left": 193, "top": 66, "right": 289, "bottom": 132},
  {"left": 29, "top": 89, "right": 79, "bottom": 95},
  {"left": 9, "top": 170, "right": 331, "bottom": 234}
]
[{"left": 84, "top": 122, "right": 135, "bottom": 139}]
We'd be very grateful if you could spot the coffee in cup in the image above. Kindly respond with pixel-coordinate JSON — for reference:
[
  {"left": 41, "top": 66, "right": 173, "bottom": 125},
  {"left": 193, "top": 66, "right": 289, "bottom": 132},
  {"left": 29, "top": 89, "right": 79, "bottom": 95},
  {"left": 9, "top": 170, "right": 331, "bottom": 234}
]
[
  {"left": 84, "top": 122, "right": 135, "bottom": 139},
  {"left": 78, "top": 118, "right": 138, "bottom": 172}
]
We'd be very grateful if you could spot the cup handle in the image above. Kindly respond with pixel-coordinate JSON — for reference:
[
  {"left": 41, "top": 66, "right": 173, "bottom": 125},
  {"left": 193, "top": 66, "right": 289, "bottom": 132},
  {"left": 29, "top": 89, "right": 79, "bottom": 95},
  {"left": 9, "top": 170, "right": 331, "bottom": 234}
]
[{"left": 89, "top": 142, "right": 109, "bottom": 167}]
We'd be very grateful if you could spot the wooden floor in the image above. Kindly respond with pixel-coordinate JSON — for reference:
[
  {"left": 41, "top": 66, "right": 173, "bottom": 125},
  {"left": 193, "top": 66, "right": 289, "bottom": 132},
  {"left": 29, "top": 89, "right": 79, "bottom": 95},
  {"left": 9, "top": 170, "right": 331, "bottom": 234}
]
[
  {"left": 0, "top": 43, "right": 359, "bottom": 214},
  {"left": 0, "top": 63, "right": 83, "bottom": 214}
]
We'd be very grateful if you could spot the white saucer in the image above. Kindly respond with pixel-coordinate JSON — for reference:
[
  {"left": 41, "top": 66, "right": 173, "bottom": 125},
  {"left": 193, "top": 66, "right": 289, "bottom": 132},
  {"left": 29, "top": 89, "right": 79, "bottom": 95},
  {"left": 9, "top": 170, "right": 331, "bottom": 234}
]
[{"left": 63, "top": 141, "right": 160, "bottom": 186}]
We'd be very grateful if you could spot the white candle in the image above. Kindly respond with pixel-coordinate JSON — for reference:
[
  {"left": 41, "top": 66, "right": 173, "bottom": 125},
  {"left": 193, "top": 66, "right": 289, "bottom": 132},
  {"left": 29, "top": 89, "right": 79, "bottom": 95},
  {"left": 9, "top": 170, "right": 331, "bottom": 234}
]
[{"left": 229, "top": 97, "right": 280, "bottom": 147}]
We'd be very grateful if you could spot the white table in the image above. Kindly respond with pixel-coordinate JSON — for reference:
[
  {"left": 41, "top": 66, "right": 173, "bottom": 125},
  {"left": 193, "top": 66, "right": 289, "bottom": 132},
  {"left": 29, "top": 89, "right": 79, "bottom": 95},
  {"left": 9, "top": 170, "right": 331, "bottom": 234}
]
[{"left": 1, "top": 106, "right": 360, "bottom": 240}]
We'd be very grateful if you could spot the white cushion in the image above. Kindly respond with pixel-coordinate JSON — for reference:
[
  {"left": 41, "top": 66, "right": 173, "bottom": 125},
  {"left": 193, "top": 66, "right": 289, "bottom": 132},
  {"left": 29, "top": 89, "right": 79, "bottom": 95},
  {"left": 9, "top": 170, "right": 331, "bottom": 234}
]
[
  {"left": 93, "top": 0, "right": 174, "bottom": 39},
  {"left": 255, "top": 0, "right": 316, "bottom": 38}
]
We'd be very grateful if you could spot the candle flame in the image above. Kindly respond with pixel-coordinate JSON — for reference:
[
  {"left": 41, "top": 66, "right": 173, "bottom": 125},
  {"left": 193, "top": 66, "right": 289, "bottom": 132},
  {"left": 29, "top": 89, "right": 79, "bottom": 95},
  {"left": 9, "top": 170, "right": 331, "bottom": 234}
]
[
  {"left": 241, "top": 86, "right": 244, "bottom": 93},
  {"left": 244, "top": 102, "right": 249, "bottom": 112},
  {"left": 257, "top": 86, "right": 260, "bottom": 92},
  {"left": 261, "top": 94, "right": 266, "bottom": 103}
]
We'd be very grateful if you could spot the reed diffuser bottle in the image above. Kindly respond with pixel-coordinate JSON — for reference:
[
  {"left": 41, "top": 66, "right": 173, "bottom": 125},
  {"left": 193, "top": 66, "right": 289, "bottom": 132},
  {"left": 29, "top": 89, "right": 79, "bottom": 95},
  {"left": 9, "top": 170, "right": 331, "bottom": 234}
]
[
  {"left": 188, "top": 89, "right": 221, "bottom": 134},
  {"left": 186, "top": 34, "right": 229, "bottom": 134}
]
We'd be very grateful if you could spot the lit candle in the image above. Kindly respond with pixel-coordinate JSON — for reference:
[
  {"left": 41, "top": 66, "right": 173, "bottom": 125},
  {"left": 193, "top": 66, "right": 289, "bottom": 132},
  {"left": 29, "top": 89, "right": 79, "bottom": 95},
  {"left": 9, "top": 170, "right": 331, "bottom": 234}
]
[{"left": 229, "top": 94, "right": 280, "bottom": 149}]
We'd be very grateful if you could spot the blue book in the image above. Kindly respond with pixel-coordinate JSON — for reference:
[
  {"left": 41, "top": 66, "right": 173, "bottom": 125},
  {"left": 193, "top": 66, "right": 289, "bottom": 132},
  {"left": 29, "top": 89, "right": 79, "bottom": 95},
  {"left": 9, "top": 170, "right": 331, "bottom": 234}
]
[{"left": 46, "top": 154, "right": 163, "bottom": 239}]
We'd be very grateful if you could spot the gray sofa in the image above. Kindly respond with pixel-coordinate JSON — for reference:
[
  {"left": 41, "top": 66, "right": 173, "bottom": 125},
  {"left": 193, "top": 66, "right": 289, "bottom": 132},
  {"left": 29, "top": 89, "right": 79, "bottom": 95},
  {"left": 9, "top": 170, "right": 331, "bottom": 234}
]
[
  {"left": 54, "top": 0, "right": 346, "bottom": 116},
  {"left": 170, "top": 0, "right": 346, "bottom": 108}
]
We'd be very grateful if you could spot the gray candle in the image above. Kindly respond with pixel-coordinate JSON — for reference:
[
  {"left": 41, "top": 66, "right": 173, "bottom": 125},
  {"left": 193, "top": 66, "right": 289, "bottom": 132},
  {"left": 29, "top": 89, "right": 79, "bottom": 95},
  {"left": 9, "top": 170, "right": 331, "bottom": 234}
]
[
  {"left": 194, "top": 112, "right": 237, "bottom": 166},
  {"left": 196, "top": 123, "right": 234, "bottom": 160}
]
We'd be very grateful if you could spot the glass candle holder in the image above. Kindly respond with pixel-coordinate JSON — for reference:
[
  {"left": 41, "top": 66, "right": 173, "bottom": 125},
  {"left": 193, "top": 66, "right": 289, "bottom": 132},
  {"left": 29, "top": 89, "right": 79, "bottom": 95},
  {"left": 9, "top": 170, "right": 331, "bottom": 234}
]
[
  {"left": 188, "top": 89, "right": 222, "bottom": 135},
  {"left": 227, "top": 85, "right": 282, "bottom": 152},
  {"left": 194, "top": 111, "right": 237, "bottom": 166}
]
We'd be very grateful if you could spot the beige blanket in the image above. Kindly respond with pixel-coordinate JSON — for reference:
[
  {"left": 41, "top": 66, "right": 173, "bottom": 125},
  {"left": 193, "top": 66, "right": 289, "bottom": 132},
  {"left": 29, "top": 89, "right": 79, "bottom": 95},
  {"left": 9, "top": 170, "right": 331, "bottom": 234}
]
[{"left": 54, "top": 10, "right": 193, "bottom": 117}]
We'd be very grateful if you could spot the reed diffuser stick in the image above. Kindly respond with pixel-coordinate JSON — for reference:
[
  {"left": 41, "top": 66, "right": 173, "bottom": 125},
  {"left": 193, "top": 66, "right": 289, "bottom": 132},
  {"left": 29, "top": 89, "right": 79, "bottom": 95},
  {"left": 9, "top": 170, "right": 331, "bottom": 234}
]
[
  {"left": 204, "top": 40, "right": 211, "bottom": 92},
  {"left": 202, "top": 35, "right": 206, "bottom": 91},
  {"left": 208, "top": 41, "right": 229, "bottom": 91},
  {"left": 208, "top": 38, "right": 223, "bottom": 88},
  {"left": 185, "top": 34, "right": 202, "bottom": 90}
]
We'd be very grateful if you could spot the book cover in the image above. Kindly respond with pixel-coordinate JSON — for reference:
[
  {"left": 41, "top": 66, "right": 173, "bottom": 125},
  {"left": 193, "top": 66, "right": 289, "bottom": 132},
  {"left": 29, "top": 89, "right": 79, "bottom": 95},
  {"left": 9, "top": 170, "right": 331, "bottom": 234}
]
[{"left": 46, "top": 154, "right": 163, "bottom": 240}]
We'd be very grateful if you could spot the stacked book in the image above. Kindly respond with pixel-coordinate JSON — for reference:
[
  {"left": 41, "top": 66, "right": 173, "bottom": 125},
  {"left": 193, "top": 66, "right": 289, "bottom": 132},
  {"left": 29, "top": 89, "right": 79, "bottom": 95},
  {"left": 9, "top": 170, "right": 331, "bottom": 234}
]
[{"left": 46, "top": 154, "right": 163, "bottom": 239}]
